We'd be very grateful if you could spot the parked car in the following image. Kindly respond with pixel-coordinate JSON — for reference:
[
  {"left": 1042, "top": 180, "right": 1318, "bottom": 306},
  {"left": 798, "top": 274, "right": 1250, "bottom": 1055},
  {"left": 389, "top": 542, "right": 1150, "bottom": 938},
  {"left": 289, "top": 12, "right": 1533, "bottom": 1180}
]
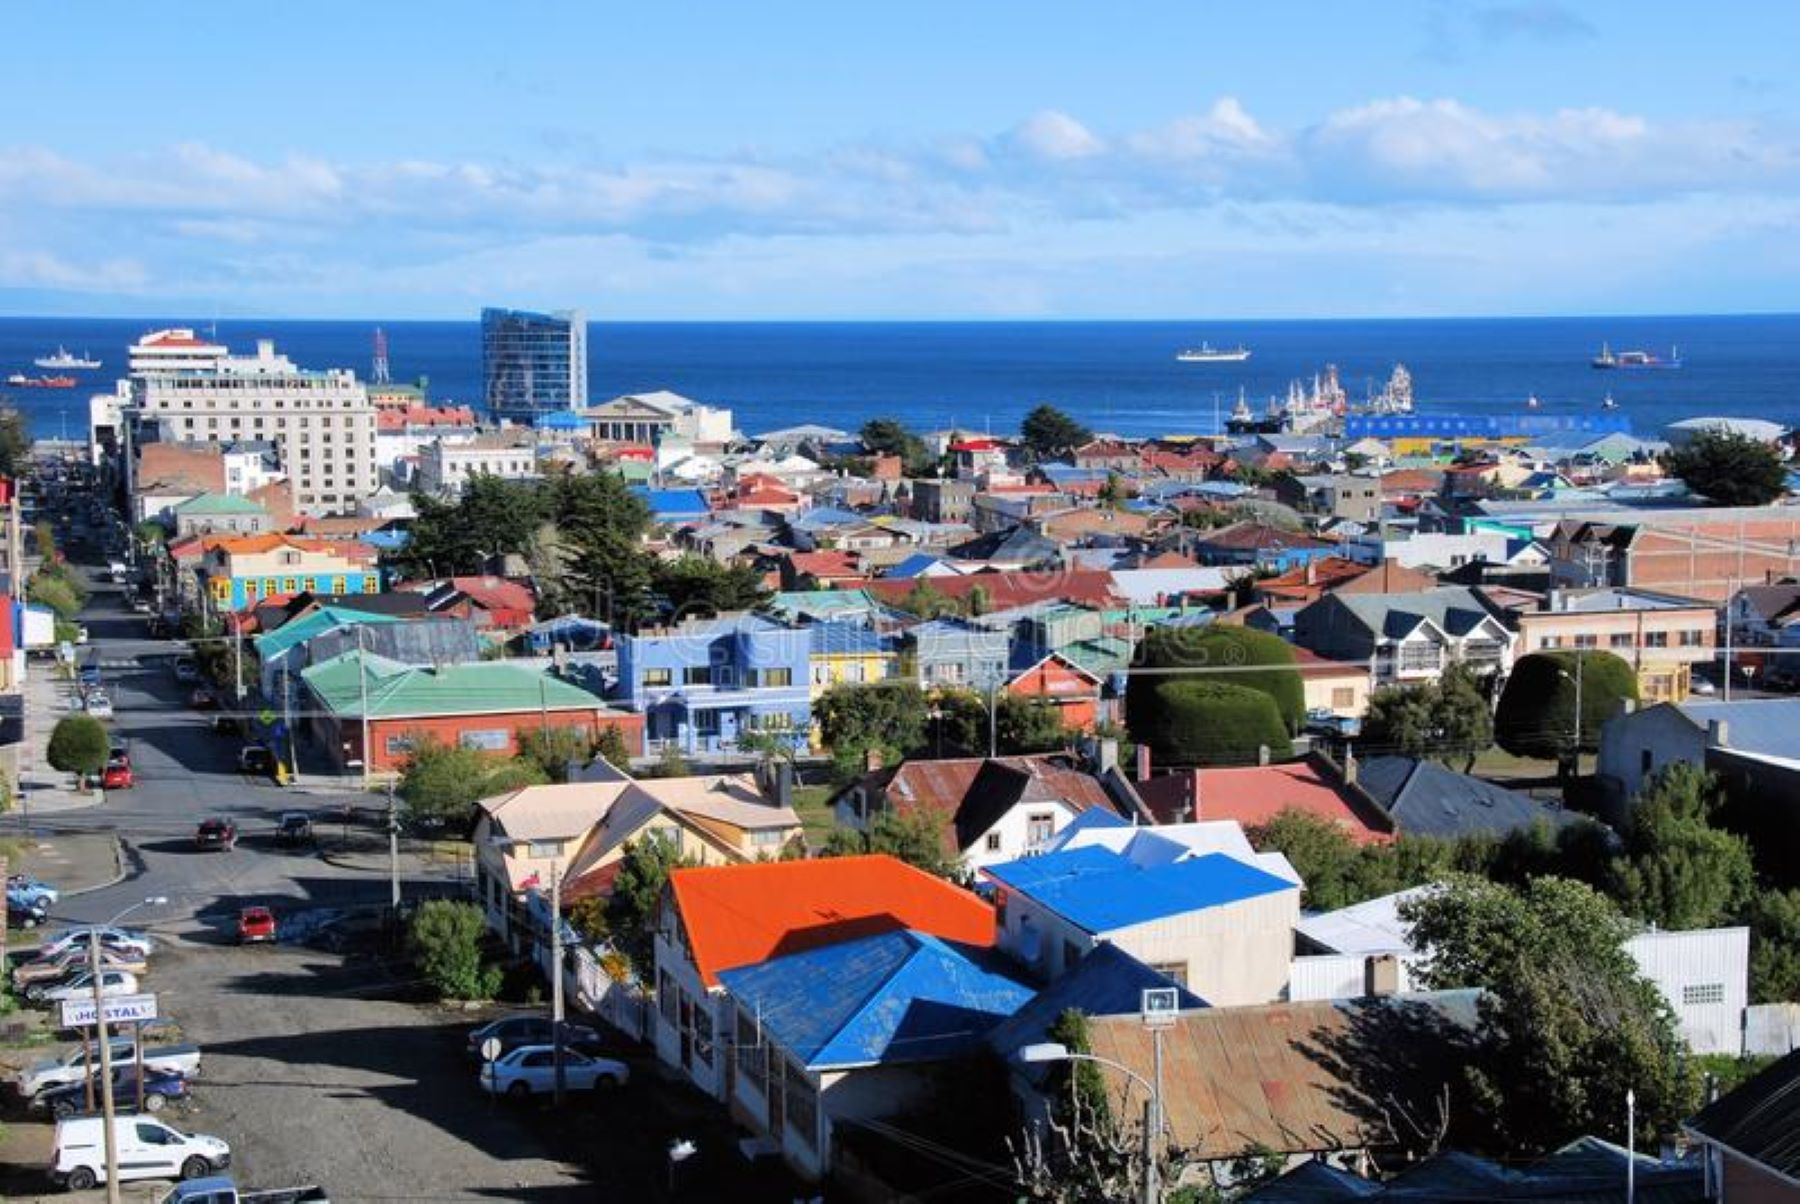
[
  {"left": 34, "top": 926, "right": 153, "bottom": 961},
  {"left": 237, "top": 907, "right": 277, "bottom": 945},
  {"left": 157, "top": 1177, "right": 331, "bottom": 1204},
  {"left": 14, "top": 1036, "right": 202, "bottom": 1099},
  {"left": 108, "top": 742, "right": 131, "bottom": 767},
  {"left": 478, "top": 1044, "right": 629, "bottom": 1098},
  {"left": 82, "top": 693, "right": 114, "bottom": 719},
  {"left": 50, "top": 1115, "right": 231, "bottom": 1192},
  {"left": 172, "top": 657, "right": 200, "bottom": 684},
  {"left": 14, "top": 946, "right": 148, "bottom": 988},
  {"left": 27, "top": 968, "right": 140, "bottom": 1005},
  {"left": 1689, "top": 676, "right": 1717, "bottom": 696},
  {"left": 239, "top": 744, "right": 275, "bottom": 775},
  {"left": 1304, "top": 708, "right": 1363, "bottom": 738},
  {"left": 465, "top": 1015, "right": 605, "bottom": 1062},
  {"left": 39, "top": 1065, "right": 189, "bottom": 1119},
  {"left": 194, "top": 819, "right": 237, "bottom": 851},
  {"left": 274, "top": 812, "right": 312, "bottom": 846},
  {"left": 8, "top": 874, "right": 59, "bottom": 907},
  {"left": 77, "top": 665, "right": 102, "bottom": 688},
  {"left": 7, "top": 893, "right": 48, "bottom": 929},
  {"left": 101, "top": 762, "right": 134, "bottom": 789},
  {"left": 189, "top": 688, "right": 218, "bottom": 711},
  {"left": 129, "top": 596, "right": 154, "bottom": 615}
]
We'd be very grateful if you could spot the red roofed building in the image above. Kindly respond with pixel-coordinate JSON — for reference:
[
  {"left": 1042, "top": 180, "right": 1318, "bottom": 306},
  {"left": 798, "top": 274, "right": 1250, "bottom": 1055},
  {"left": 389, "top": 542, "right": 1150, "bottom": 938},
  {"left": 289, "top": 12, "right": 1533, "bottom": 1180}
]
[
  {"left": 400, "top": 575, "right": 538, "bottom": 632},
  {"left": 1006, "top": 651, "right": 1105, "bottom": 731},
  {"left": 653, "top": 855, "right": 996, "bottom": 1098},
  {"left": 1135, "top": 756, "right": 1395, "bottom": 844},
  {"left": 782, "top": 549, "right": 864, "bottom": 590},
  {"left": 1073, "top": 439, "right": 1141, "bottom": 472},
  {"left": 859, "top": 568, "right": 1122, "bottom": 612}
]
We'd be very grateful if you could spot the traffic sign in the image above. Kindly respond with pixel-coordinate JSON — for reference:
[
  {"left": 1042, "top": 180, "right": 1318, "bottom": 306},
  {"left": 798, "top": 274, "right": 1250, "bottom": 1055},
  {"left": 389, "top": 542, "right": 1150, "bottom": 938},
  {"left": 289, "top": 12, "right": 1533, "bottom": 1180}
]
[
  {"left": 259, "top": 708, "right": 277, "bottom": 727},
  {"left": 479, "top": 1037, "right": 503, "bottom": 1063},
  {"left": 60, "top": 992, "right": 158, "bottom": 1029}
]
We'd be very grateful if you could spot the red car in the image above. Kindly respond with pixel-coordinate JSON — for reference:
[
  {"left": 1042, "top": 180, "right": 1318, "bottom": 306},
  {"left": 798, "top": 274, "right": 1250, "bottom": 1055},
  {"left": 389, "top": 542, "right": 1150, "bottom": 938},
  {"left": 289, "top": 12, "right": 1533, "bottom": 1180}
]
[
  {"left": 195, "top": 818, "right": 237, "bottom": 851},
  {"left": 237, "top": 906, "right": 277, "bottom": 944},
  {"left": 190, "top": 688, "right": 219, "bottom": 711},
  {"left": 100, "top": 763, "right": 134, "bottom": 790}
]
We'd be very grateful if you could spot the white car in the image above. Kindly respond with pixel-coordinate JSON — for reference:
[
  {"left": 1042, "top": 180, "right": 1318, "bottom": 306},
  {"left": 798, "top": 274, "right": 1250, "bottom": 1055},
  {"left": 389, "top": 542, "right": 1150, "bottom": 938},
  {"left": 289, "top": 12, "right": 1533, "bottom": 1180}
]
[
  {"left": 51, "top": 1115, "right": 230, "bottom": 1192},
  {"left": 28, "top": 968, "right": 139, "bottom": 1005},
  {"left": 82, "top": 693, "right": 114, "bottom": 719},
  {"left": 35, "top": 926, "right": 154, "bottom": 961},
  {"left": 478, "top": 1044, "right": 629, "bottom": 1098},
  {"left": 15, "top": 1037, "right": 202, "bottom": 1099},
  {"left": 1689, "top": 677, "right": 1718, "bottom": 696}
]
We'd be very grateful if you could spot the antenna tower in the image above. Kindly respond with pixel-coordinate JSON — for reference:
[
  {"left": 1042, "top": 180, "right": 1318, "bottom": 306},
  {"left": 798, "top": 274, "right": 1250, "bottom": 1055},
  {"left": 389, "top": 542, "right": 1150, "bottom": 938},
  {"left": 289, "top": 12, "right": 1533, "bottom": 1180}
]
[{"left": 372, "top": 327, "right": 392, "bottom": 385}]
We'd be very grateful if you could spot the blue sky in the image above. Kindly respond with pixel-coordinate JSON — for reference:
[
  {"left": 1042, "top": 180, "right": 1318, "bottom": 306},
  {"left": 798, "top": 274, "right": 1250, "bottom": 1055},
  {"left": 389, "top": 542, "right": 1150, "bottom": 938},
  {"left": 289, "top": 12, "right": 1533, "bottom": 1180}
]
[{"left": 5, "top": 1, "right": 1798, "bottom": 319}]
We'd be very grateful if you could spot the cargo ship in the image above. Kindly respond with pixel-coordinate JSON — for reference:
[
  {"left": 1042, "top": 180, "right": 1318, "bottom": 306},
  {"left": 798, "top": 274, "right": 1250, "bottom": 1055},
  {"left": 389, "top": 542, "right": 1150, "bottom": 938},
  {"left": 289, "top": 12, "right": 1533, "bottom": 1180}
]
[
  {"left": 1176, "top": 343, "right": 1251, "bottom": 363},
  {"left": 5, "top": 374, "right": 78, "bottom": 388},
  {"left": 33, "top": 347, "right": 102, "bottom": 370},
  {"left": 1592, "top": 343, "right": 1682, "bottom": 370}
]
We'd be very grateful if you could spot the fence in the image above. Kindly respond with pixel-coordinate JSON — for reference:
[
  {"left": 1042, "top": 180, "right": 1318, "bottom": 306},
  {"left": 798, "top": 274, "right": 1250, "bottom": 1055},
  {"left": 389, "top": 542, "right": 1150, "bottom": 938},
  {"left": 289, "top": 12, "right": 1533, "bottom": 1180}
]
[{"left": 561, "top": 944, "right": 651, "bottom": 1042}]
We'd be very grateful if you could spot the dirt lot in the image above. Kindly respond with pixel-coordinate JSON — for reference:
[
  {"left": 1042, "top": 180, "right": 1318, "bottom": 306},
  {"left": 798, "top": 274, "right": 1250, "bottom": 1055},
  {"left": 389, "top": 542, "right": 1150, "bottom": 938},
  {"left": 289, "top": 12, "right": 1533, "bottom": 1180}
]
[{"left": 2, "top": 930, "right": 807, "bottom": 1203}]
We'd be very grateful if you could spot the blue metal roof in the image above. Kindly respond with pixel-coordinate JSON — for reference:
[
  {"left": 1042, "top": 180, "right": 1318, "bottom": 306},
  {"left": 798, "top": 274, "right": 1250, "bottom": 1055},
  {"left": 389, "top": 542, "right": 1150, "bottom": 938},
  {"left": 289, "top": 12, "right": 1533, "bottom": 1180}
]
[
  {"left": 987, "top": 943, "right": 1206, "bottom": 1064},
  {"left": 717, "top": 930, "right": 1033, "bottom": 1070},
  {"left": 631, "top": 488, "right": 711, "bottom": 519},
  {"left": 884, "top": 551, "right": 948, "bottom": 580},
  {"left": 808, "top": 620, "right": 892, "bottom": 656},
  {"left": 985, "top": 846, "right": 1294, "bottom": 934},
  {"left": 787, "top": 505, "right": 866, "bottom": 532}
]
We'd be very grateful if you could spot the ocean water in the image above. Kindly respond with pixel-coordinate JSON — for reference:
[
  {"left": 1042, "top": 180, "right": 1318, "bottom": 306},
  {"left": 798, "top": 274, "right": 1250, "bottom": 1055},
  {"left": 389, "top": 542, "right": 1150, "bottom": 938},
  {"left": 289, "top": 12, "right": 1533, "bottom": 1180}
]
[{"left": 2, "top": 314, "right": 1797, "bottom": 441}]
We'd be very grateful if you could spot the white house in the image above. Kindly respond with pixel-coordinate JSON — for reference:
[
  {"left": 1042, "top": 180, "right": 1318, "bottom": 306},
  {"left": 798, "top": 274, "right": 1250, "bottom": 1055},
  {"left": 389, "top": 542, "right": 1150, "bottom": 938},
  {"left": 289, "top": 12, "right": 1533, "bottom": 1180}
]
[
  {"left": 417, "top": 432, "right": 539, "bottom": 497},
  {"left": 983, "top": 814, "right": 1301, "bottom": 1005},
  {"left": 1293, "top": 587, "right": 1516, "bottom": 686}
]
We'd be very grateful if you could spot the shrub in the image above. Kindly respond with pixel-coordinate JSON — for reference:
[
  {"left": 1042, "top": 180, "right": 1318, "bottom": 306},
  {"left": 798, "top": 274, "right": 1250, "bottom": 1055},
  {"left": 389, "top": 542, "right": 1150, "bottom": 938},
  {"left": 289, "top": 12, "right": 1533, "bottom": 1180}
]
[
  {"left": 1129, "top": 626, "right": 1304, "bottom": 734},
  {"left": 407, "top": 899, "right": 501, "bottom": 1001},
  {"left": 1495, "top": 651, "right": 1638, "bottom": 765},
  {"left": 1132, "top": 680, "right": 1291, "bottom": 767}
]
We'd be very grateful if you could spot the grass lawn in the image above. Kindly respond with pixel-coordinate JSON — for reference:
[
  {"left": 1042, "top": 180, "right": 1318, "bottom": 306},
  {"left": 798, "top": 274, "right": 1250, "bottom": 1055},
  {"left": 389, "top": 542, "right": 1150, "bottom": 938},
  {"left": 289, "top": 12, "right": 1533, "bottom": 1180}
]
[
  {"left": 1469, "top": 747, "right": 1576, "bottom": 780},
  {"left": 791, "top": 783, "right": 841, "bottom": 843}
]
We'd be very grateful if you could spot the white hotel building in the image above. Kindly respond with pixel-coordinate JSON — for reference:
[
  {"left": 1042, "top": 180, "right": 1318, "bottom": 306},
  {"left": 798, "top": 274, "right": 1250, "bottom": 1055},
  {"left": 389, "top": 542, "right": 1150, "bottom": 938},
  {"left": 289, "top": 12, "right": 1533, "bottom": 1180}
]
[{"left": 128, "top": 332, "right": 379, "bottom": 515}]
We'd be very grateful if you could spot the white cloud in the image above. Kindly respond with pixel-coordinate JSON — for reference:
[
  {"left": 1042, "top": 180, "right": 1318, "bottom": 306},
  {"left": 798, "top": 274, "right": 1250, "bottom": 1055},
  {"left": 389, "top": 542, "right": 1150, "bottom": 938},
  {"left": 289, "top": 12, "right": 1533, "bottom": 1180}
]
[{"left": 1006, "top": 110, "right": 1106, "bottom": 162}]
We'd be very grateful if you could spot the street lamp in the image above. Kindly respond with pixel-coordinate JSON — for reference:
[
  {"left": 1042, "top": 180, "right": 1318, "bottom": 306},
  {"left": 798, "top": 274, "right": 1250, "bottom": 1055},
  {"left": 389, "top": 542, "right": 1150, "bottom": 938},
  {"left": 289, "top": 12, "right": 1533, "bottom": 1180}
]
[
  {"left": 1557, "top": 655, "right": 1585, "bottom": 775},
  {"left": 1019, "top": 1042, "right": 1165, "bottom": 1204},
  {"left": 93, "top": 896, "right": 168, "bottom": 1204}
]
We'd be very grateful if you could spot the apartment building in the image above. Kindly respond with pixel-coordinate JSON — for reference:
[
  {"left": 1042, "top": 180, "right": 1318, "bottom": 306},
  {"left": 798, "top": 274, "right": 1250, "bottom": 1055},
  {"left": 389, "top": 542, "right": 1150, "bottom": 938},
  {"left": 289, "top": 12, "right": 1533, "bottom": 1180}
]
[
  {"left": 130, "top": 336, "right": 378, "bottom": 515},
  {"left": 417, "top": 431, "right": 539, "bottom": 497}
]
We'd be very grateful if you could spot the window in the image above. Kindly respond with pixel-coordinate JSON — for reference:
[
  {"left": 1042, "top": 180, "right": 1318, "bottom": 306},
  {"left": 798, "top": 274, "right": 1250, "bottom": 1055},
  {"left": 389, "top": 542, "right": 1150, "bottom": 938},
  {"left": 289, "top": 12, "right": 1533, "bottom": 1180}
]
[
  {"left": 812, "top": 664, "right": 831, "bottom": 686},
  {"left": 1399, "top": 643, "right": 1441, "bottom": 672},
  {"left": 658, "top": 971, "right": 677, "bottom": 1026},
  {"left": 1331, "top": 688, "right": 1356, "bottom": 708},
  {"left": 985, "top": 832, "right": 1003, "bottom": 853},
  {"left": 761, "top": 667, "right": 793, "bottom": 688},
  {"left": 1682, "top": 983, "right": 1726, "bottom": 1005},
  {"left": 332, "top": 576, "right": 347, "bottom": 594},
  {"left": 713, "top": 666, "right": 736, "bottom": 688},
  {"left": 692, "top": 1005, "right": 714, "bottom": 1068},
  {"left": 282, "top": 577, "right": 299, "bottom": 594},
  {"left": 696, "top": 710, "right": 721, "bottom": 736},
  {"left": 384, "top": 735, "right": 415, "bottom": 757},
  {"left": 1645, "top": 631, "right": 1669, "bottom": 648},
  {"left": 459, "top": 729, "right": 510, "bottom": 752},
  {"left": 1610, "top": 633, "right": 1633, "bottom": 649},
  {"left": 362, "top": 578, "right": 380, "bottom": 595},
  {"left": 527, "top": 840, "right": 561, "bottom": 859},
  {"left": 1540, "top": 635, "right": 1565, "bottom": 649},
  {"left": 685, "top": 666, "right": 711, "bottom": 686},
  {"left": 1149, "top": 961, "right": 1189, "bottom": 987},
  {"left": 736, "top": 1010, "right": 766, "bottom": 1093},
  {"left": 1026, "top": 812, "right": 1056, "bottom": 847},
  {"left": 749, "top": 828, "right": 787, "bottom": 849},
  {"left": 784, "top": 1060, "right": 819, "bottom": 1148},
  {"left": 643, "top": 668, "right": 673, "bottom": 688},
  {"left": 1573, "top": 634, "right": 1598, "bottom": 650},
  {"left": 1680, "top": 630, "right": 1706, "bottom": 647}
]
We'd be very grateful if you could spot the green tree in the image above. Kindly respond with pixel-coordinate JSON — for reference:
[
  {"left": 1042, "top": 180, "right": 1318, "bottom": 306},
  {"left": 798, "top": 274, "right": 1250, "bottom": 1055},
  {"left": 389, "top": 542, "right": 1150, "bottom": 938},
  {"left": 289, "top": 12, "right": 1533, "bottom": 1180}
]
[
  {"left": 891, "top": 579, "right": 960, "bottom": 618},
  {"left": 1663, "top": 429, "right": 1790, "bottom": 507},
  {"left": 32, "top": 519, "right": 56, "bottom": 559},
  {"left": 1495, "top": 651, "right": 1638, "bottom": 773},
  {"left": 1131, "top": 680, "right": 1291, "bottom": 767},
  {"left": 1745, "top": 888, "right": 1800, "bottom": 1004},
  {"left": 1019, "top": 404, "right": 1092, "bottom": 461},
  {"left": 1128, "top": 626, "right": 1304, "bottom": 734},
  {"left": 1098, "top": 473, "right": 1126, "bottom": 507},
  {"left": 995, "top": 696, "right": 1069, "bottom": 754},
  {"left": 1046, "top": 1007, "right": 1110, "bottom": 1128},
  {"left": 653, "top": 556, "right": 770, "bottom": 617},
  {"left": 47, "top": 715, "right": 110, "bottom": 782},
  {"left": 1402, "top": 876, "right": 1698, "bottom": 1154},
  {"left": 27, "top": 574, "right": 83, "bottom": 623},
  {"left": 1363, "top": 664, "right": 1493, "bottom": 771},
  {"left": 1608, "top": 764, "right": 1754, "bottom": 931},
  {"left": 639, "top": 742, "right": 690, "bottom": 779},
  {"left": 823, "top": 808, "right": 957, "bottom": 879},
  {"left": 0, "top": 408, "right": 27, "bottom": 477},
  {"left": 407, "top": 899, "right": 502, "bottom": 1000},
  {"left": 514, "top": 727, "right": 593, "bottom": 783},
  {"left": 815, "top": 681, "right": 929, "bottom": 757},
  {"left": 398, "top": 738, "right": 550, "bottom": 829},
  {"left": 593, "top": 725, "right": 634, "bottom": 774},
  {"left": 605, "top": 838, "right": 695, "bottom": 977},
  {"left": 401, "top": 476, "right": 550, "bottom": 577},
  {"left": 860, "top": 418, "right": 937, "bottom": 476}
]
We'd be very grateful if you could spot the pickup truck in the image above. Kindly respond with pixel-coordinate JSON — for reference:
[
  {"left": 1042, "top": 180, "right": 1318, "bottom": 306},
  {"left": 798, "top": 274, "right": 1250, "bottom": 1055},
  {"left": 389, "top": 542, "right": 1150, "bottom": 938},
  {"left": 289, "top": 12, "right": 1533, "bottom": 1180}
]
[
  {"left": 13, "top": 1036, "right": 202, "bottom": 1099},
  {"left": 160, "top": 1176, "right": 331, "bottom": 1204}
]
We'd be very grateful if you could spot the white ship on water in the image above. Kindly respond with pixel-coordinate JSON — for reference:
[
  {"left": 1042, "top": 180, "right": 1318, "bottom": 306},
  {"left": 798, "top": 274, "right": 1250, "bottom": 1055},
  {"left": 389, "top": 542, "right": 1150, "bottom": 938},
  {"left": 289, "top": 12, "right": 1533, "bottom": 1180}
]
[
  {"left": 33, "top": 346, "right": 101, "bottom": 370},
  {"left": 1175, "top": 343, "right": 1251, "bottom": 363}
]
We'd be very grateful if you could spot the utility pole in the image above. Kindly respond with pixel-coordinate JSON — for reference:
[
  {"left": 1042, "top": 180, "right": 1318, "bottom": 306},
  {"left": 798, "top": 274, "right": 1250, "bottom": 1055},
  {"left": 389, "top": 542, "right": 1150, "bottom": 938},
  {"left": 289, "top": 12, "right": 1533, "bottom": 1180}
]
[
  {"left": 1144, "top": 1025, "right": 1164, "bottom": 1204},
  {"left": 91, "top": 935, "right": 120, "bottom": 1204},
  {"left": 387, "top": 778, "right": 401, "bottom": 911},
  {"left": 0, "top": 853, "right": 7, "bottom": 1016},
  {"left": 281, "top": 665, "right": 298, "bottom": 779},
  {"left": 356, "top": 625, "right": 370, "bottom": 792},
  {"left": 1626, "top": 1088, "right": 1637, "bottom": 1204},
  {"left": 550, "top": 857, "right": 566, "bottom": 1106},
  {"left": 232, "top": 614, "right": 244, "bottom": 705}
]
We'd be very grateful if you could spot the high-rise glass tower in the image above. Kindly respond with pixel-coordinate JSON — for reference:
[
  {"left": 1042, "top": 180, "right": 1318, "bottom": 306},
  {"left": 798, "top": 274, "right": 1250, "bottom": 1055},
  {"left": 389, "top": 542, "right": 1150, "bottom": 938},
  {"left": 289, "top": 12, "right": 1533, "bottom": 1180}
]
[{"left": 481, "top": 307, "right": 588, "bottom": 423}]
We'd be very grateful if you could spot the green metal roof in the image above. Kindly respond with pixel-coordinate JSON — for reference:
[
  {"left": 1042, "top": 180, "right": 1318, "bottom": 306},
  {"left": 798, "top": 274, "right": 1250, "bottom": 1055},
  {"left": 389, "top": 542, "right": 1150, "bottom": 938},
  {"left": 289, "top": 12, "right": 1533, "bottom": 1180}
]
[
  {"left": 254, "top": 606, "right": 404, "bottom": 661},
  {"left": 1059, "top": 636, "right": 1135, "bottom": 676},
  {"left": 172, "top": 491, "right": 268, "bottom": 516},
  {"left": 768, "top": 589, "right": 878, "bottom": 619},
  {"left": 301, "top": 650, "right": 609, "bottom": 719}
]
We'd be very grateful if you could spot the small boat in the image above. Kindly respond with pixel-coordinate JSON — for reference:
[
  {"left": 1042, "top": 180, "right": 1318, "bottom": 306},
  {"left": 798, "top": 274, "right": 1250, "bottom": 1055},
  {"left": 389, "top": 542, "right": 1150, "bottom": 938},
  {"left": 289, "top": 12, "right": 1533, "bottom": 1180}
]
[
  {"left": 13, "top": 375, "right": 77, "bottom": 389},
  {"left": 1526, "top": 394, "right": 1542, "bottom": 410},
  {"left": 1592, "top": 342, "right": 1681, "bottom": 370},
  {"left": 1176, "top": 343, "right": 1251, "bottom": 363},
  {"left": 5, "top": 374, "right": 25, "bottom": 386},
  {"left": 33, "top": 346, "right": 101, "bottom": 370},
  {"left": 1601, "top": 393, "right": 1619, "bottom": 411}
]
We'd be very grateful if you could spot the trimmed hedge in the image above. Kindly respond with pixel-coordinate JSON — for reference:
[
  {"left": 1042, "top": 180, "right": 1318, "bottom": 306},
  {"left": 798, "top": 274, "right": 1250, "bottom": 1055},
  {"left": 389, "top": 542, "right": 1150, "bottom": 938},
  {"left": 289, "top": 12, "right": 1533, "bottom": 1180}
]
[
  {"left": 1496, "top": 650, "right": 1639, "bottom": 760},
  {"left": 1133, "top": 680, "right": 1293, "bottom": 767},
  {"left": 1128, "top": 625, "right": 1305, "bottom": 735}
]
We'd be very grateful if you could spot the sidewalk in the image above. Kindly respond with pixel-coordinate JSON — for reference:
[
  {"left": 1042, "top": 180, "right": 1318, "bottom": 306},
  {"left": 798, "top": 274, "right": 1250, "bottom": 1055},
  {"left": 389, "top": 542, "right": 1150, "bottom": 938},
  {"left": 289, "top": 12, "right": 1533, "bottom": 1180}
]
[{"left": 13, "top": 656, "right": 101, "bottom": 819}]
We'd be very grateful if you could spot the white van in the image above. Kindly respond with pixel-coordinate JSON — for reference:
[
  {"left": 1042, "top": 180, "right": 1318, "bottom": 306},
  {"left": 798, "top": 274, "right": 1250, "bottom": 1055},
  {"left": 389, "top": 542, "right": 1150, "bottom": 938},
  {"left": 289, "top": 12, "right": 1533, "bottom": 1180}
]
[{"left": 51, "top": 1115, "right": 231, "bottom": 1192}]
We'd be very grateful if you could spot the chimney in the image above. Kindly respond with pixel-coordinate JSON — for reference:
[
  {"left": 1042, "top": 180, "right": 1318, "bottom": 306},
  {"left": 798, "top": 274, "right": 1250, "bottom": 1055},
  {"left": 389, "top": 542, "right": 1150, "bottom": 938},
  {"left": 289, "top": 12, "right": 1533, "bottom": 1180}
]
[
  {"left": 773, "top": 761, "right": 794, "bottom": 809},
  {"left": 1305, "top": 559, "right": 1316, "bottom": 587},
  {"left": 1366, "top": 954, "right": 1402, "bottom": 997},
  {"left": 864, "top": 745, "right": 884, "bottom": 773},
  {"left": 1707, "top": 719, "right": 1729, "bottom": 749},
  {"left": 1343, "top": 746, "right": 1358, "bottom": 785},
  {"left": 1095, "top": 737, "right": 1119, "bottom": 775},
  {"left": 1135, "top": 743, "right": 1151, "bottom": 782}
]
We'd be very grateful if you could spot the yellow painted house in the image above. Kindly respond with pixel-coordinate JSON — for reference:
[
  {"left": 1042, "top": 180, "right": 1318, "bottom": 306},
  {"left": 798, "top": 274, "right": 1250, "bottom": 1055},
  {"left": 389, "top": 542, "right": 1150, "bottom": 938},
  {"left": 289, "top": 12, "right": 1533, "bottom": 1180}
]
[
  {"left": 197, "top": 534, "right": 381, "bottom": 610},
  {"left": 806, "top": 621, "right": 900, "bottom": 697}
]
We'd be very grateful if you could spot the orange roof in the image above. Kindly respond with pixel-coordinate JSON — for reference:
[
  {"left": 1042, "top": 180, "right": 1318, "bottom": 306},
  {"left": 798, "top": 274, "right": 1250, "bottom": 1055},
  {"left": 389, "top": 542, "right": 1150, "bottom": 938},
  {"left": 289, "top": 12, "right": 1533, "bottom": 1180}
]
[
  {"left": 1137, "top": 762, "right": 1394, "bottom": 844},
  {"left": 669, "top": 854, "right": 996, "bottom": 988}
]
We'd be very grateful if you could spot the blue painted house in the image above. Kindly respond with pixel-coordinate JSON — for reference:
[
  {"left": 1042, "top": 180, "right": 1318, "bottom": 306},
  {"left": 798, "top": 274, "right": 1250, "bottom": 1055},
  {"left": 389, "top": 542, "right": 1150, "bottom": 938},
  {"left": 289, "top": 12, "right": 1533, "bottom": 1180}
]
[
  {"left": 716, "top": 929, "right": 1033, "bottom": 1180},
  {"left": 900, "top": 617, "right": 1010, "bottom": 690},
  {"left": 614, "top": 613, "right": 812, "bottom": 754}
]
